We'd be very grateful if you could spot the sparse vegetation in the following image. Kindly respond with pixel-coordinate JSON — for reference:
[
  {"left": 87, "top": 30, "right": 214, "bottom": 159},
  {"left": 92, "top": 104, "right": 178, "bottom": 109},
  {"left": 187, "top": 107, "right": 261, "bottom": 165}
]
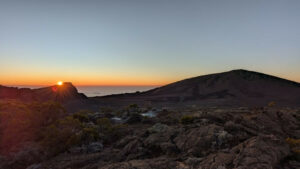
[
  {"left": 268, "top": 101, "right": 276, "bottom": 107},
  {"left": 81, "top": 126, "right": 100, "bottom": 144},
  {"left": 1, "top": 100, "right": 300, "bottom": 169},
  {"left": 180, "top": 115, "right": 196, "bottom": 124},
  {"left": 125, "top": 104, "right": 140, "bottom": 113},
  {"left": 73, "top": 111, "right": 89, "bottom": 123},
  {"left": 0, "top": 100, "right": 130, "bottom": 160},
  {"left": 40, "top": 116, "right": 82, "bottom": 156},
  {"left": 97, "top": 117, "right": 127, "bottom": 143},
  {"left": 0, "top": 101, "right": 67, "bottom": 155},
  {"left": 285, "top": 137, "right": 300, "bottom": 161},
  {"left": 97, "top": 117, "right": 112, "bottom": 131},
  {"left": 286, "top": 137, "right": 300, "bottom": 147},
  {"left": 128, "top": 104, "right": 138, "bottom": 109}
]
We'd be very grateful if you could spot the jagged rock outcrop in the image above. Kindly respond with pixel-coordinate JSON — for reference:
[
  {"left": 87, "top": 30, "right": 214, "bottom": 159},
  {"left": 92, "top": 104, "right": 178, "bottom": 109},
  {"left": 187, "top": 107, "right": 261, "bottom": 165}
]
[{"left": 0, "top": 82, "right": 87, "bottom": 103}]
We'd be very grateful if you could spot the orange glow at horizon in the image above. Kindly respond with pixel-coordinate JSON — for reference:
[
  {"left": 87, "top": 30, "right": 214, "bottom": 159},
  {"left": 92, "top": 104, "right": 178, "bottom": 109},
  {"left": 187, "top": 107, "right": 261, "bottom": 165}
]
[
  {"left": 1, "top": 70, "right": 299, "bottom": 87},
  {"left": 57, "top": 81, "right": 63, "bottom": 86},
  {"left": 1, "top": 74, "right": 299, "bottom": 87},
  {"left": 0, "top": 74, "right": 171, "bottom": 86}
]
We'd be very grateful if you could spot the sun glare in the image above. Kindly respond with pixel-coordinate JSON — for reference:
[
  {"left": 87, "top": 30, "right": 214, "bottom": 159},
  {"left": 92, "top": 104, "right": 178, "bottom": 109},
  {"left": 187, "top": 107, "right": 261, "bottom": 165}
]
[{"left": 57, "top": 81, "right": 63, "bottom": 86}]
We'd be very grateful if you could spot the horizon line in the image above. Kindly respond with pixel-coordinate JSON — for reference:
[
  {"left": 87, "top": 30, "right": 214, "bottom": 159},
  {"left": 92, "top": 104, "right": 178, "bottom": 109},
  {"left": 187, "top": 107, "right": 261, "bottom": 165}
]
[{"left": 1, "top": 84, "right": 163, "bottom": 87}]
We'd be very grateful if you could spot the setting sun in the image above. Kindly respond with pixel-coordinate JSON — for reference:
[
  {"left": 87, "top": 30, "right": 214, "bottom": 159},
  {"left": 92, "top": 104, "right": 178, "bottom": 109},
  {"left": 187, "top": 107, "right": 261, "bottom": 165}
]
[{"left": 57, "top": 81, "right": 63, "bottom": 86}]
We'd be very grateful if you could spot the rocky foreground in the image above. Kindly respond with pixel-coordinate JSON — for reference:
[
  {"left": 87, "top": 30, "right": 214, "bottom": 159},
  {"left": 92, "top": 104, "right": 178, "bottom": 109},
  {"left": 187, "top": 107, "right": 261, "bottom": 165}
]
[
  {"left": 1, "top": 71, "right": 300, "bottom": 169},
  {"left": 1, "top": 70, "right": 299, "bottom": 168},
  {"left": 1, "top": 105, "right": 297, "bottom": 169}
]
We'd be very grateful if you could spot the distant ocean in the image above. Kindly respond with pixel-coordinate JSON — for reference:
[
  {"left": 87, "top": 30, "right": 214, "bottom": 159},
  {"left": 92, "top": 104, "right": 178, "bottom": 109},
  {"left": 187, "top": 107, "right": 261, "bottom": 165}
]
[
  {"left": 11, "top": 85, "right": 159, "bottom": 97},
  {"left": 76, "top": 86, "right": 158, "bottom": 97}
]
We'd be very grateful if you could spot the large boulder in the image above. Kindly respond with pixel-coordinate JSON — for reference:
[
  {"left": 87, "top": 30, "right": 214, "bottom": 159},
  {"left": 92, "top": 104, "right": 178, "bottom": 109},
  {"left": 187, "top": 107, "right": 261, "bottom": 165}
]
[
  {"left": 117, "top": 138, "right": 145, "bottom": 161},
  {"left": 147, "top": 123, "right": 170, "bottom": 133},
  {"left": 198, "top": 135, "right": 290, "bottom": 169},
  {"left": 174, "top": 124, "right": 233, "bottom": 157}
]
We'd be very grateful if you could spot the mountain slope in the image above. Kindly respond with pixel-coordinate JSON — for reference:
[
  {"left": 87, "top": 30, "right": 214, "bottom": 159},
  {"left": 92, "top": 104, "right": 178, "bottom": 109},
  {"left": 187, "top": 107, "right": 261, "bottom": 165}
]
[{"left": 102, "top": 69, "right": 300, "bottom": 106}]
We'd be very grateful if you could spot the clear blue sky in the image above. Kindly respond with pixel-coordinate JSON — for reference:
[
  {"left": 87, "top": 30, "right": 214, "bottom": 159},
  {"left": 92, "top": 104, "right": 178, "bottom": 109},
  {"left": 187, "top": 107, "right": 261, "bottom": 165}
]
[{"left": 0, "top": 0, "right": 299, "bottom": 85}]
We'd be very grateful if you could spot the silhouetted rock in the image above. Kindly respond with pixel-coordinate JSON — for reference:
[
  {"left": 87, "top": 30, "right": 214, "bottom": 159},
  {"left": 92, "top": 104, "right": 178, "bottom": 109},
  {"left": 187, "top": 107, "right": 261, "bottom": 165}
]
[
  {"left": 97, "top": 69, "right": 300, "bottom": 107},
  {"left": 0, "top": 82, "right": 87, "bottom": 103}
]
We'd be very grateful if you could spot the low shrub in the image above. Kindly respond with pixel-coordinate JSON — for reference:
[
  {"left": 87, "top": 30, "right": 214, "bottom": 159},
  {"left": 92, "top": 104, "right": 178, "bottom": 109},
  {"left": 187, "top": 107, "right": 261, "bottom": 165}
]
[
  {"left": 125, "top": 104, "right": 140, "bottom": 113},
  {"left": 180, "top": 115, "right": 196, "bottom": 124},
  {"left": 268, "top": 101, "right": 276, "bottom": 107},
  {"left": 40, "top": 116, "right": 82, "bottom": 156},
  {"left": 73, "top": 111, "right": 89, "bottom": 123},
  {"left": 97, "top": 118, "right": 127, "bottom": 144},
  {"left": 128, "top": 104, "right": 138, "bottom": 109},
  {"left": 0, "top": 101, "right": 67, "bottom": 155},
  {"left": 286, "top": 137, "right": 300, "bottom": 161},
  {"left": 80, "top": 126, "right": 100, "bottom": 144},
  {"left": 286, "top": 137, "right": 300, "bottom": 147},
  {"left": 0, "top": 101, "right": 128, "bottom": 159},
  {"left": 97, "top": 118, "right": 112, "bottom": 131}
]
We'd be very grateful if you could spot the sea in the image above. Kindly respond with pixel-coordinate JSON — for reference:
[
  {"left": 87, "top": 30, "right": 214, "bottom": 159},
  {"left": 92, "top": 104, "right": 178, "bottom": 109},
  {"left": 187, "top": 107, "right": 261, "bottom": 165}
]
[
  {"left": 11, "top": 85, "right": 159, "bottom": 97},
  {"left": 76, "top": 86, "right": 158, "bottom": 97}
]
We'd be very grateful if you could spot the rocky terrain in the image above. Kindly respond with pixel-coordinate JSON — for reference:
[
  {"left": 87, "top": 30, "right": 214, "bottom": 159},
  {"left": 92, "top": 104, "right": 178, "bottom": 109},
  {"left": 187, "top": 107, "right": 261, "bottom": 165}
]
[
  {"left": 0, "top": 70, "right": 299, "bottom": 169},
  {"left": 0, "top": 103, "right": 299, "bottom": 169}
]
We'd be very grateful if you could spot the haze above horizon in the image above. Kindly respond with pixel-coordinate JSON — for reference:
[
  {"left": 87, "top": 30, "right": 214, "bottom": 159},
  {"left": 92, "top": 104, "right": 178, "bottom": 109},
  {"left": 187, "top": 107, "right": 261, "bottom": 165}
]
[{"left": 1, "top": 0, "right": 300, "bottom": 86}]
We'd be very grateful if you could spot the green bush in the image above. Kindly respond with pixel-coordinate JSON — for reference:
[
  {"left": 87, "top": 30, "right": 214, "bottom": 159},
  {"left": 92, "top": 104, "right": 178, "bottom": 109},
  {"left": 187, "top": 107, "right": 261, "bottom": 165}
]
[
  {"left": 125, "top": 104, "right": 139, "bottom": 113},
  {"left": 97, "top": 118, "right": 112, "bottom": 131},
  {"left": 73, "top": 111, "right": 89, "bottom": 123},
  {"left": 129, "top": 104, "right": 138, "bottom": 108},
  {"left": 80, "top": 126, "right": 100, "bottom": 144},
  {"left": 268, "top": 101, "right": 276, "bottom": 107},
  {"left": 180, "top": 115, "right": 196, "bottom": 124},
  {"left": 40, "top": 116, "right": 82, "bottom": 156},
  {"left": 0, "top": 100, "right": 128, "bottom": 158},
  {"left": 96, "top": 118, "right": 127, "bottom": 144},
  {"left": 0, "top": 101, "right": 67, "bottom": 155},
  {"left": 286, "top": 137, "right": 300, "bottom": 161}
]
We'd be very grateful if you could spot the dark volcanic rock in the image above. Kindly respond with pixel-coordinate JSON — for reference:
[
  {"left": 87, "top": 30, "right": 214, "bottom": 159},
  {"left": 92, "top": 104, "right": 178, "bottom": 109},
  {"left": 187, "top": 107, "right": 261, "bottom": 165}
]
[
  {"left": 96, "top": 69, "right": 300, "bottom": 107},
  {"left": 198, "top": 135, "right": 290, "bottom": 169},
  {"left": 6, "top": 107, "right": 299, "bottom": 169},
  {"left": 0, "top": 82, "right": 93, "bottom": 112},
  {"left": 174, "top": 124, "right": 233, "bottom": 157},
  {"left": 0, "top": 82, "right": 87, "bottom": 103}
]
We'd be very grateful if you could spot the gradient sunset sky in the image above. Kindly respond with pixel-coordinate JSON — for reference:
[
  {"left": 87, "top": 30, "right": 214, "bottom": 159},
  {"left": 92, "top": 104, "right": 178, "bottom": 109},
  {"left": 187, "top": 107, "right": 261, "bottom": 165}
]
[{"left": 1, "top": 0, "right": 300, "bottom": 86}]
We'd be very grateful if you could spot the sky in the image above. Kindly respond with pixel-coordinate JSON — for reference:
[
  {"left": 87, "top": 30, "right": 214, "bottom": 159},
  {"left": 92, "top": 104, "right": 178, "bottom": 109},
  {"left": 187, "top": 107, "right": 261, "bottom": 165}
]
[{"left": 0, "top": 0, "right": 300, "bottom": 86}]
